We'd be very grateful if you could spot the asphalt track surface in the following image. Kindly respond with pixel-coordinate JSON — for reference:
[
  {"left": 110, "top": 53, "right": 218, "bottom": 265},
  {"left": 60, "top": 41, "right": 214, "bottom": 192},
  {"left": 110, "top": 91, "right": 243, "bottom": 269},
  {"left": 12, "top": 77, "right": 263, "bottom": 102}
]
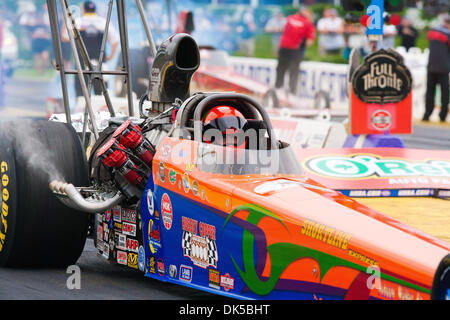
[
  {"left": 0, "top": 75, "right": 449, "bottom": 300},
  {"left": 0, "top": 239, "right": 220, "bottom": 300}
]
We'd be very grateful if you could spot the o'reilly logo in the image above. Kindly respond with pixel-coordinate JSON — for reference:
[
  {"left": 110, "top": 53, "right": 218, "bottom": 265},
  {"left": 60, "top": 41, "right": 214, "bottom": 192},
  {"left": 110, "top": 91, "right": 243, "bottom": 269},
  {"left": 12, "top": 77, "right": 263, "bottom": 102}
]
[{"left": 305, "top": 155, "right": 450, "bottom": 179}]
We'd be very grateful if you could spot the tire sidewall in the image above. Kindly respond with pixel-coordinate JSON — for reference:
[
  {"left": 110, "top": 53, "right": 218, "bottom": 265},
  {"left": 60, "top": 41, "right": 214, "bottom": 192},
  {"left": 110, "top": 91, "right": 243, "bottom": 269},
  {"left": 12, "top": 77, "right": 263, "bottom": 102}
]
[{"left": 0, "top": 134, "right": 18, "bottom": 267}]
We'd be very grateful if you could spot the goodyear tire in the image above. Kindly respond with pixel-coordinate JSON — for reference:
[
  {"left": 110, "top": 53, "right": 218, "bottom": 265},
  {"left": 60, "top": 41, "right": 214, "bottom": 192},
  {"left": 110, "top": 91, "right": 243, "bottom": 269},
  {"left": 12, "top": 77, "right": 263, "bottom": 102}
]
[{"left": 0, "top": 120, "right": 89, "bottom": 268}]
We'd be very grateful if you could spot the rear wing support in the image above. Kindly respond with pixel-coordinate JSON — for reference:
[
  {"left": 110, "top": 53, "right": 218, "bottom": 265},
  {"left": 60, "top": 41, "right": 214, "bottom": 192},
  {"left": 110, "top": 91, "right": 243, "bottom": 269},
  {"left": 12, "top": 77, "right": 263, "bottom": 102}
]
[{"left": 46, "top": 0, "right": 157, "bottom": 141}]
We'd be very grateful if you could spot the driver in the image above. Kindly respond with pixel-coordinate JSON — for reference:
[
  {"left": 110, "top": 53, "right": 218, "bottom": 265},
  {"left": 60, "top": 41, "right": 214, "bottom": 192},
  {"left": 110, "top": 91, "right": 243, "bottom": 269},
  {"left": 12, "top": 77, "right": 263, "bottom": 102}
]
[
  {"left": 202, "top": 105, "right": 248, "bottom": 148},
  {"left": 201, "top": 105, "right": 252, "bottom": 175}
]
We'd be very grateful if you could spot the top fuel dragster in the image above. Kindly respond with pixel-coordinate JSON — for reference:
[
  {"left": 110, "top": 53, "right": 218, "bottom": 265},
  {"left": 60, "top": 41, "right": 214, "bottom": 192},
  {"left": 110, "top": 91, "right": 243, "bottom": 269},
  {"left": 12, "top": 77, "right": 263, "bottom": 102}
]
[{"left": 0, "top": 0, "right": 448, "bottom": 300}]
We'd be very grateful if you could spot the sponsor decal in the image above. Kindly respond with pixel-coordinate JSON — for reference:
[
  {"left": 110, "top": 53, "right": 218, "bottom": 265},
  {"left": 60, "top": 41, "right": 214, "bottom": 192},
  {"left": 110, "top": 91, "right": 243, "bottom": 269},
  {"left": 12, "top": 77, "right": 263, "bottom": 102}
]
[
  {"left": 349, "top": 190, "right": 391, "bottom": 197},
  {"left": 126, "top": 238, "right": 139, "bottom": 253},
  {"left": 179, "top": 265, "right": 193, "bottom": 283},
  {"left": 161, "top": 144, "right": 172, "bottom": 159},
  {"left": 437, "top": 190, "right": 450, "bottom": 198},
  {"left": 192, "top": 180, "right": 199, "bottom": 196},
  {"left": 117, "top": 250, "right": 127, "bottom": 265},
  {"left": 148, "top": 219, "right": 161, "bottom": 254},
  {"left": 159, "top": 161, "right": 165, "bottom": 183},
  {"left": 103, "top": 223, "right": 109, "bottom": 242},
  {"left": 0, "top": 161, "right": 9, "bottom": 252},
  {"left": 121, "top": 208, "right": 137, "bottom": 223},
  {"left": 102, "top": 242, "right": 109, "bottom": 259},
  {"left": 220, "top": 273, "right": 235, "bottom": 292},
  {"left": 122, "top": 222, "right": 137, "bottom": 237},
  {"left": 105, "top": 209, "right": 111, "bottom": 222},
  {"left": 113, "top": 222, "right": 122, "bottom": 231},
  {"left": 161, "top": 193, "right": 173, "bottom": 230},
  {"left": 157, "top": 258, "right": 165, "bottom": 276},
  {"left": 209, "top": 269, "right": 220, "bottom": 290},
  {"left": 112, "top": 206, "right": 121, "bottom": 222},
  {"left": 378, "top": 282, "right": 396, "bottom": 300},
  {"left": 128, "top": 252, "right": 138, "bottom": 269},
  {"left": 154, "top": 210, "right": 160, "bottom": 220},
  {"left": 397, "top": 189, "right": 432, "bottom": 197},
  {"left": 169, "top": 265, "right": 177, "bottom": 278},
  {"left": 371, "top": 110, "right": 392, "bottom": 131},
  {"left": 182, "top": 217, "right": 218, "bottom": 269},
  {"left": 305, "top": 155, "right": 450, "bottom": 179},
  {"left": 169, "top": 169, "right": 177, "bottom": 184},
  {"left": 185, "top": 163, "right": 194, "bottom": 172},
  {"left": 300, "top": 219, "right": 351, "bottom": 251},
  {"left": 182, "top": 172, "right": 190, "bottom": 193},
  {"left": 97, "top": 224, "right": 104, "bottom": 250},
  {"left": 149, "top": 256, "right": 156, "bottom": 274},
  {"left": 115, "top": 233, "right": 127, "bottom": 250},
  {"left": 138, "top": 246, "right": 145, "bottom": 272},
  {"left": 342, "top": 189, "right": 433, "bottom": 197},
  {"left": 109, "top": 236, "right": 115, "bottom": 253},
  {"left": 147, "top": 189, "right": 154, "bottom": 215},
  {"left": 348, "top": 249, "right": 378, "bottom": 266}
]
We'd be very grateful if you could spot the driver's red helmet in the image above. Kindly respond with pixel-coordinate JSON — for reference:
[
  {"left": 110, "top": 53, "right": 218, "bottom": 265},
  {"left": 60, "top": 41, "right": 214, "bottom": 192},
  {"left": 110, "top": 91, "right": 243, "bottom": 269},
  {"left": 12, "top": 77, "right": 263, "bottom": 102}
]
[{"left": 203, "top": 105, "right": 248, "bottom": 148}]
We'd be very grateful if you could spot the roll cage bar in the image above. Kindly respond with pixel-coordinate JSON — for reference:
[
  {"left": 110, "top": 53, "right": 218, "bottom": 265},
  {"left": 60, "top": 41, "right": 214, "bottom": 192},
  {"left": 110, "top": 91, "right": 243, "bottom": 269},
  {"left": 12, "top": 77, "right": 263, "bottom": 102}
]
[{"left": 46, "top": 0, "right": 157, "bottom": 142}]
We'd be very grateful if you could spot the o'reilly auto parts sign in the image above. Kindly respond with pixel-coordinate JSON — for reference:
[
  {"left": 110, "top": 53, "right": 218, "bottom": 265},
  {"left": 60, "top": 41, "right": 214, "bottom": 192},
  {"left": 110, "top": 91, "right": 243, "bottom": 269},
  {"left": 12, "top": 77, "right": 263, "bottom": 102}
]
[
  {"left": 296, "top": 148, "right": 450, "bottom": 195},
  {"left": 306, "top": 155, "right": 450, "bottom": 179}
]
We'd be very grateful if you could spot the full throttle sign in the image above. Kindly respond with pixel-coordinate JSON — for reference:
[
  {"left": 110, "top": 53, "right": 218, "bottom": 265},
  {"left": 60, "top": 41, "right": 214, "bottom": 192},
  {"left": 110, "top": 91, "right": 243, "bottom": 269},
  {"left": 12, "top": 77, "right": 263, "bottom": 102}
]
[
  {"left": 352, "top": 49, "right": 412, "bottom": 104},
  {"left": 350, "top": 49, "right": 412, "bottom": 134}
]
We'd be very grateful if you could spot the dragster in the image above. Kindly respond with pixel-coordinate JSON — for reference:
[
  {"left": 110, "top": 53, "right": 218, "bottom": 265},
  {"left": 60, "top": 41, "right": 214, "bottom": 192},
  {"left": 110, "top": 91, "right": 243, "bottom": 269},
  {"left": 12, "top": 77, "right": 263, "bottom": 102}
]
[{"left": 0, "top": 0, "right": 448, "bottom": 300}]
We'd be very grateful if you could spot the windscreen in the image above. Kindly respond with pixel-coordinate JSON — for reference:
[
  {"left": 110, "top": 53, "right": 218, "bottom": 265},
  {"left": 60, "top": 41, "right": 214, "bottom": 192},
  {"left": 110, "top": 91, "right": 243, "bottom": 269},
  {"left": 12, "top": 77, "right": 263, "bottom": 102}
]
[{"left": 196, "top": 142, "right": 302, "bottom": 176}]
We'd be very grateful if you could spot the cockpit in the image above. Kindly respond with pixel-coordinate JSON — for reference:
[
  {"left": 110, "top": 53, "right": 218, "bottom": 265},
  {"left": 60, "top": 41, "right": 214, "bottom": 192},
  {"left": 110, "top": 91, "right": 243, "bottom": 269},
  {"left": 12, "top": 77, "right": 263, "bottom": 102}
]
[{"left": 172, "top": 92, "right": 303, "bottom": 175}]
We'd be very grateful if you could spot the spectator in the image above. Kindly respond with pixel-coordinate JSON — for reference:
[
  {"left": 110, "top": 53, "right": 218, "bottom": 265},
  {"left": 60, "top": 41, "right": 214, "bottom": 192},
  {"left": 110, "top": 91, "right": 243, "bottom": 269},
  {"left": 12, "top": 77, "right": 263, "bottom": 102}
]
[
  {"left": 264, "top": 11, "right": 286, "bottom": 56},
  {"left": 275, "top": 7, "right": 315, "bottom": 94},
  {"left": 238, "top": 8, "right": 256, "bottom": 57},
  {"left": 317, "top": 8, "right": 345, "bottom": 55},
  {"left": 397, "top": 17, "right": 419, "bottom": 51},
  {"left": 343, "top": 22, "right": 366, "bottom": 60},
  {"left": 422, "top": 15, "right": 450, "bottom": 122},
  {"left": 22, "top": 5, "right": 52, "bottom": 75},
  {"left": 62, "top": 1, "right": 119, "bottom": 97},
  {"left": 175, "top": 10, "right": 195, "bottom": 35},
  {"left": 379, "top": 13, "right": 397, "bottom": 50}
]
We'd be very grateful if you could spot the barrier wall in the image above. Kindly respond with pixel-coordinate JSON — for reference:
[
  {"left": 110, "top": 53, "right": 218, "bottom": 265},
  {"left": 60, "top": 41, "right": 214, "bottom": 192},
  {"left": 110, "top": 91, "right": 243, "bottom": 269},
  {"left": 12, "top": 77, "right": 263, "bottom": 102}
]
[{"left": 228, "top": 47, "right": 429, "bottom": 119}]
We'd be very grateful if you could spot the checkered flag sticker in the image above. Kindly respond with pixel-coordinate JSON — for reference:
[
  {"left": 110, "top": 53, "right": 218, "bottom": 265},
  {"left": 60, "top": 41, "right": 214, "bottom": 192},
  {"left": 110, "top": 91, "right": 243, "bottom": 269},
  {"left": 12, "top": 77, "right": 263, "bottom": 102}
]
[{"left": 182, "top": 231, "right": 218, "bottom": 268}]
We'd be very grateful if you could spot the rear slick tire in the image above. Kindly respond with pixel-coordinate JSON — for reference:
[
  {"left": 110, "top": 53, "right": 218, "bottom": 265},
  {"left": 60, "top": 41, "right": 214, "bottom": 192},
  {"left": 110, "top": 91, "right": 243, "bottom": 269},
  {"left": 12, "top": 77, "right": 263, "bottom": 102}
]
[{"left": 0, "top": 120, "right": 89, "bottom": 268}]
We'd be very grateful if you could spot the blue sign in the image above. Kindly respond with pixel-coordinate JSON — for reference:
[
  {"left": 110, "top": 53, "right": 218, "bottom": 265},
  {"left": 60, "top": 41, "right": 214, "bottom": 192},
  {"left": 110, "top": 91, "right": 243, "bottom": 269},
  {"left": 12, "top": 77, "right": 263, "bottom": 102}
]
[{"left": 366, "top": 0, "right": 384, "bottom": 36}]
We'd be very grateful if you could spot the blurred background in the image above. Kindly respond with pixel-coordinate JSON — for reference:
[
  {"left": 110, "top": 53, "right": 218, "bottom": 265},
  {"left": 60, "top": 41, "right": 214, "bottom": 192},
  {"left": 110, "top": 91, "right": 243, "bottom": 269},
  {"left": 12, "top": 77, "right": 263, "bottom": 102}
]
[{"left": 0, "top": 0, "right": 448, "bottom": 121}]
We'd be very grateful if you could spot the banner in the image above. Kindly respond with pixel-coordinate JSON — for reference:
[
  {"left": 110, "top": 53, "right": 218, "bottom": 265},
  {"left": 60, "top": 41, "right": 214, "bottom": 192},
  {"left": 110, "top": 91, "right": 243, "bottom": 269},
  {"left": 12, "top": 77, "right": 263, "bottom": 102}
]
[
  {"left": 296, "top": 148, "right": 450, "bottom": 197},
  {"left": 228, "top": 54, "right": 427, "bottom": 120}
]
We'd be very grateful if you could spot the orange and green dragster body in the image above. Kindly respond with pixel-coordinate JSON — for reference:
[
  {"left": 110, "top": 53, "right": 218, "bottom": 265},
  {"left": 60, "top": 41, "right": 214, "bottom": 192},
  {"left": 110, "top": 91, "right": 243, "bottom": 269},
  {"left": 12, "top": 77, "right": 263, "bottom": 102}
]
[{"left": 140, "top": 137, "right": 450, "bottom": 300}]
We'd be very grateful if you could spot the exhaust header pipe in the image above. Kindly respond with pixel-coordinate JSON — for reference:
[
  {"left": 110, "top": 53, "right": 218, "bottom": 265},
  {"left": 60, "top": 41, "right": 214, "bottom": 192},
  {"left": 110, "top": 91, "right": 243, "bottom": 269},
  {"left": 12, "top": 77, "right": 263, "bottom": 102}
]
[
  {"left": 49, "top": 180, "right": 124, "bottom": 214},
  {"left": 147, "top": 33, "right": 200, "bottom": 112}
]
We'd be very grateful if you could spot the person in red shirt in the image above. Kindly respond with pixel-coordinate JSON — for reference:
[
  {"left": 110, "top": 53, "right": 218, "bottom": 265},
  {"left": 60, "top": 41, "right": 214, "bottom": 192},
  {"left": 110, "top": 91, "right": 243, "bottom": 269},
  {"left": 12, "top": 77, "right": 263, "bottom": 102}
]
[{"left": 275, "top": 7, "right": 315, "bottom": 94}]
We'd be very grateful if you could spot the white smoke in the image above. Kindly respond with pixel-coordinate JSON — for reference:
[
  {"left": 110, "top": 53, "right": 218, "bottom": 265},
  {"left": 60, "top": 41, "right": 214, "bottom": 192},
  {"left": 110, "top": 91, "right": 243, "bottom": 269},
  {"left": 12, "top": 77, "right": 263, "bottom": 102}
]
[{"left": 2, "top": 120, "right": 65, "bottom": 183}]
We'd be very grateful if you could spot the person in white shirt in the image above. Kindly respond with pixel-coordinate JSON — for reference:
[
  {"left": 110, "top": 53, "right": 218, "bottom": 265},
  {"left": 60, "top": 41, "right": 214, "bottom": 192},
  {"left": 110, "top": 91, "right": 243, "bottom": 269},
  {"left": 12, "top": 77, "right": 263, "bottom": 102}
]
[
  {"left": 265, "top": 11, "right": 286, "bottom": 56},
  {"left": 317, "top": 8, "right": 345, "bottom": 55},
  {"left": 62, "top": 1, "right": 119, "bottom": 97}
]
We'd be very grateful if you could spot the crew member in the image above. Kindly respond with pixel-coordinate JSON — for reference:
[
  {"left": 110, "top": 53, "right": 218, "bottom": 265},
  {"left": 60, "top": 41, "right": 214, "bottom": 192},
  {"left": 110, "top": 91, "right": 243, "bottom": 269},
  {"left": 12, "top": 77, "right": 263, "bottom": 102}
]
[
  {"left": 63, "top": 1, "right": 119, "bottom": 97},
  {"left": 422, "top": 15, "right": 450, "bottom": 122},
  {"left": 274, "top": 7, "right": 315, "bottom": 95}
]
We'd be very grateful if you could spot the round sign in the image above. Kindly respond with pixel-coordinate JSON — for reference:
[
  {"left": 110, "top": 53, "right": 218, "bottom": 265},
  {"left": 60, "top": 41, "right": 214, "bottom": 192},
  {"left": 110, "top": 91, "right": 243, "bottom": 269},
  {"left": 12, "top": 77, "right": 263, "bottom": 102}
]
[
  {"left": 371, "top": 110, "right": 392, "bottom": 131},
  {"left": 161, "top": 193, "right": 173, "bottom": 230}
]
